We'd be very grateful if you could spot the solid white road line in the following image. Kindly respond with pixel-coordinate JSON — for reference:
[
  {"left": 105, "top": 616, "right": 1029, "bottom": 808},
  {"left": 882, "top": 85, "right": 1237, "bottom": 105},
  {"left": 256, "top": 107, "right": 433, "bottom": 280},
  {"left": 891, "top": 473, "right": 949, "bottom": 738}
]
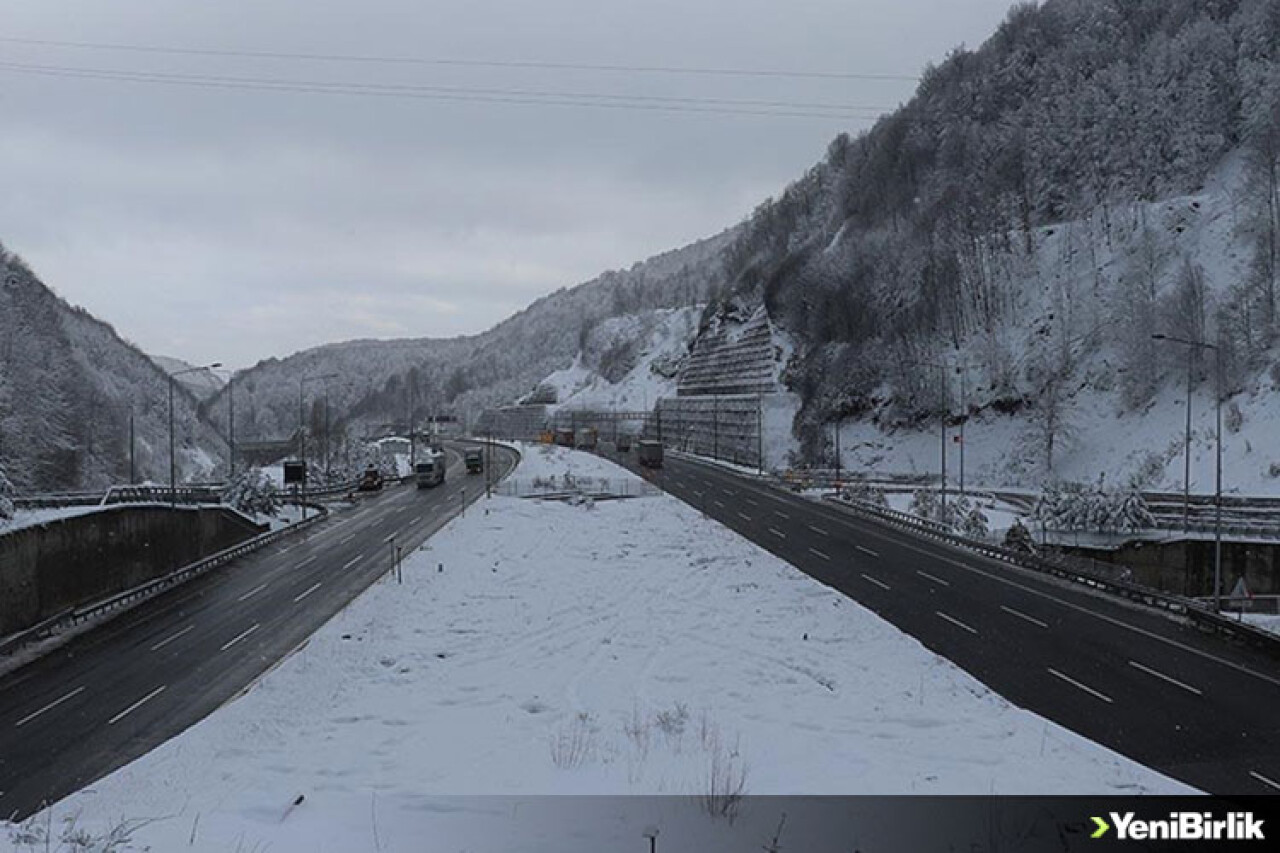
[
  {"left": 237, "top": 582, "right": 267, "bottom": 602},
  {"left": 769, "top": 528, "right": 787, "bottom": 539},
  {"left": 1250, "top": 770, "right": 1280, "bottom": 791},
  {"left": 808, "top": 525, "right": 829, "bottom": 536},
  {"left": 108, "top": 685, "right": 166, "bottom": 725},
  {"left": 856, "top": 545, "right": 879, "bottom": 558},
  {"left": 808, "top": 547, "right": 831, "bottom": 561},
  {"left": 1128, "top": 660, "right": 1203, "bottom": 697},
  {"left": 916, "top": 569, "right": 950, "bottom": 587},
  {"left": 149, "top": 624, "right": 195, "bottom": 652},
  {"left": 861, "top": 573, "right": 891, "bottom": 591},
  {"left": 1047, "top": 668, "right": 1113, "bottom": 704},
  {"left": 220, "top": 624, "right": 260, "bottom": 653},
  {"left": 1000, "top": 605, "right": 1049, "bottom": 629},
  {"left": 293, "top": 582, "right": 322, "bottom": 603},
  {"left": 937, "top": 611, "right": 978, "bottom": 635},
  {"left": 343, "top": 555, "right": 364, "bottom": 570},
  {"left": 15, "top": 686, "right": 86, "bottom": 728}
]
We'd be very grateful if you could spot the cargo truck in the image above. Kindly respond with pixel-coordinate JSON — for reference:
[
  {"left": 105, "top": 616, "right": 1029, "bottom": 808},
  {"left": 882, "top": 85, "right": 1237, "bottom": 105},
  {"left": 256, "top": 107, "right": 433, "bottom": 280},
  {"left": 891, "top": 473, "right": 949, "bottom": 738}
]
[
  {"left": 637, "top": 440, "right": 663, "bottom": 469},
  {"left": 415, "top": 451, "right": 446, "bottom": 488},
  {"left": 465, "top": 448, "right": 484, "bottom": 474}
]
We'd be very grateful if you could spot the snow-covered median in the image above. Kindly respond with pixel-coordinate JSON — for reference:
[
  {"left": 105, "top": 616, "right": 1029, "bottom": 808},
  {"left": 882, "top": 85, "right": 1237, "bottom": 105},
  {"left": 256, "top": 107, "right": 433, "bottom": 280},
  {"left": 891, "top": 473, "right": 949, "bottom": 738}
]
[{"left": 3, "top": 444, "right": 1189, "bottom": 851}]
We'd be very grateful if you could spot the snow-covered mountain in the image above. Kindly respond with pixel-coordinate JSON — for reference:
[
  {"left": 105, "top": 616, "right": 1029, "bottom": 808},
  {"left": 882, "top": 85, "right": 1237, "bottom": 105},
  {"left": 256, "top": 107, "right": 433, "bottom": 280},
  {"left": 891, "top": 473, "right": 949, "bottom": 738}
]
[{"left": 1, "top": 244, "right": 227, "bottom": 492}]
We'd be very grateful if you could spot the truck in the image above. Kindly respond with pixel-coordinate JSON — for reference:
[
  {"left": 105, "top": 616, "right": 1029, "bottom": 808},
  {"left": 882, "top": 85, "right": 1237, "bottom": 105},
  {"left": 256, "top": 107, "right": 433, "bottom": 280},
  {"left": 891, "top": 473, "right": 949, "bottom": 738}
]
[
  {"left": 357, "top": 466, "right": 384, "bottom": 492},
  {"left": 465, "top": 447, "right": 484, "bottom": 474},
  {"left": 554, "top": 428, "right": 575, "bottom": 447},
  {"left": 415, "top": 450, "right": 446, "bottom": 488},
  {"left": 637, "top": 440, "right": 663, "bottom": 469},
  {"left": 615, "top": 433, "right": 632, "bottom": 453},
  {"left": 575, "top": 427, "right": 598, "bottom": 450}
]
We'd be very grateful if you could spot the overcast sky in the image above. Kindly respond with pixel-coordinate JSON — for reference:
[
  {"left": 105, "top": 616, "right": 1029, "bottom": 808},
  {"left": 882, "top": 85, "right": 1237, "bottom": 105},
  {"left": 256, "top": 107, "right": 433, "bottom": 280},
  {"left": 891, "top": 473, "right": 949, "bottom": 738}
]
[{"left": 1, "top": 1, "right": 1015, "bottom": 369}]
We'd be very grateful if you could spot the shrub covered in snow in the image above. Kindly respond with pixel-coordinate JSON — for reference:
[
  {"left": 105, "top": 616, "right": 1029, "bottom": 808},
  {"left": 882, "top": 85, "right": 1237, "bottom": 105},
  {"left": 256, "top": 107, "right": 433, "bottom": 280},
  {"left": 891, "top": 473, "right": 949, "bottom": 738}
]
[
  {"left": 222, "top": 466, "right": 279, "bottom": 519},
  {"left": 0, "top": 459, "right": 14, "bottom": 524},
  {"left": 840, "top": 480, "right": 889, "bottom": 507},
  {"left": 1003, "top": 520, "right": 1036, "bottom": 553},
  {"left": 1033, "top": 477, "right": 1154, "bottom": 533}
]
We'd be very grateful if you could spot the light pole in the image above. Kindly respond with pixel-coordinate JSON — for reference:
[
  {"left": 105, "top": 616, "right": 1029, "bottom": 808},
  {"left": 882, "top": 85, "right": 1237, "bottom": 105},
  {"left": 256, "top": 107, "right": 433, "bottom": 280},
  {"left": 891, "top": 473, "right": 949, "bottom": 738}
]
[
  {"left": 213, "top": 367, "right": 236, "bottom": 481},
  {"left": 909, "top": 360, "right": 951, "bottom": 518},
  {"left": 298, "top": 373, "right": 339, "bottom": 518},
  {"left": 168, "top": 362, "right": 222, "bottom": 504},
  {"left": 1153, "top": 333, "right": 1223, "bottom": 610}
]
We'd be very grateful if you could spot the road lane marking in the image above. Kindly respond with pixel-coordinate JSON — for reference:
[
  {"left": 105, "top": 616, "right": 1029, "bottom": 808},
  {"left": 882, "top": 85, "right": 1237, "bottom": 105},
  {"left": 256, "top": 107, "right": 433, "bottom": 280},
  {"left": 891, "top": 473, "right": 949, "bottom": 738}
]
[
  {"left": 808, "top": 525, "right": 829, "bottom": 536},
  {"left": 339, "top": 533, "right": 356, "bottom": 545},
  {"left": 298, "top": 556, "right": 317, "bottom": 568},
  {"left": 220, "top": 624, "right": 260, "bottom": 652},
  {"left": 745, "top": 498, "right": 758, "bottom": 506},
  {"left": 410, "top": 516, "right": 424, "bottom": 525},
  {"left": 808, "top": 548, "right": 831, "bottom": 561},
  {"left": 714, "top": 500, "right": 726, "bottom": 509},
  {"left": 293, "top": 582, "right": 322, "bottom": 603},
  {"left": 737, "top": 512, "right": 752, "bottom": 522},
  {"left": 721, "top": 488, "right": 734, "bottom": 497},
  {"left": 775, "top": 510, "right": 790, "bottom": 520},
  {"left": 856, "top": 545, "right": 879, "bottom": 558},
  {"left": 1047, "top": 668, "right": 1113, "bottom": 704},
  {"left": 383, "top": 532, "right": 398, "bottom": 543},
  {"left": 149, "top": 625, "right": 195, "bottom": 652},
  {"left": 237, "top": 582, "right": 267, "bottom": 602},
  {"left": 861, "top": 573, "right": 891, "bottom": 591},
  {"left": 108, "top": 685, "right": 166, "bottom": 725},
  {"left": 15, "top": 686, "right": 85, "bottom": 728},
  {"left": 916, "top": 570, "right": 950, "bottom": 587},
  {"left": 1128, "top": 660, "right": 1203, "bottom": 696},
  {"left": 692, "top": 491, "right": 704, "bottom": 498},
  {"left": 1000, "top": 605, "right": 1049, "bottom": 629},
  {"left": 1250, "top": 770, "right": 1280, "bottom": 791},
  {"left": 937, "top": 611, "right": 978, "bottom": 635},
  {"left": 343, "top": 554, "right": 365, "bottom": 570},
  {"left": 769, "top": 527, "right": 787, "bottom": 539}
]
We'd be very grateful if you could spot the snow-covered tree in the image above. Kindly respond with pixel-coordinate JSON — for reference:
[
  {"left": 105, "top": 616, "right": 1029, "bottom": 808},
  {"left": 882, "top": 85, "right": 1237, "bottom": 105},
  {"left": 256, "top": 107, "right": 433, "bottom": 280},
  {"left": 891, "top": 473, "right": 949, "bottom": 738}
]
[
  {"left": 0, "top": 457, "right": 15, "bottom": 523},
  {"left": 222, "top": 466, "right": 279, "bottom": 519},
  {"left": 1003, "top": 519, "right": 1036, "bottom": 554}
]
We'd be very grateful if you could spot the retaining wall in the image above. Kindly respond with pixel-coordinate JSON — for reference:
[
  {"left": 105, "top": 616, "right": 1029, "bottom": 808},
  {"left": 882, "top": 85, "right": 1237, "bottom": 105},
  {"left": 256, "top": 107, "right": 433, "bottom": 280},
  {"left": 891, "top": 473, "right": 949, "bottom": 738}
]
[{"left": 0, "top": 505, "right": 266, "bottom": 636}]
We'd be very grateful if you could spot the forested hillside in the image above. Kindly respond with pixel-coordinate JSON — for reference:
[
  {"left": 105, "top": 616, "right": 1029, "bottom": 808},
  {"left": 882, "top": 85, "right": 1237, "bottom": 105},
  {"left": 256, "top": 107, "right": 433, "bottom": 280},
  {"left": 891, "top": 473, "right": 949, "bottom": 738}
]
[
  {"left": 712, "top": 0, "right": 1280, "bottom": 468},
  {"left": 0, "top": 245, "right": 225, "bottom": 492},
  {"left": 204, "top": 230, "right": 732, "bottom": 452}
]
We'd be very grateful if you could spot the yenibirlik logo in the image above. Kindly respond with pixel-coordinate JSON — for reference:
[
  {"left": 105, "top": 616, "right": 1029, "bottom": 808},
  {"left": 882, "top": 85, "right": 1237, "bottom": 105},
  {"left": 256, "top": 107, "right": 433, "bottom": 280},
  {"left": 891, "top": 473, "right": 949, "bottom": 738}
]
[{"left": 1091, "top": 812, "right": 1265, "bottom": 842}]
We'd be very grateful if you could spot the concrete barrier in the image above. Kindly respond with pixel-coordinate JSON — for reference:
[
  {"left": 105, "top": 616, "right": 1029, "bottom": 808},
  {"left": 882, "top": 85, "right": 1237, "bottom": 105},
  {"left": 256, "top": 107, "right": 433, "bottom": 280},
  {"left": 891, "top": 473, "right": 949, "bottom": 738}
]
[{"left": 0, "top": 505, "right": 266, "bottom": 637}]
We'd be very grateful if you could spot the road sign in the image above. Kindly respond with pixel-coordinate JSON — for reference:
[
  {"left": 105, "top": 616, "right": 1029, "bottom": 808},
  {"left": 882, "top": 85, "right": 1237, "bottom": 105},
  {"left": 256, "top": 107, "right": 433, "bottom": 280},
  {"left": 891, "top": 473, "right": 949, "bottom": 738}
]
[{"left": 283, "top": 460, "right": 306, "bottom": 485}]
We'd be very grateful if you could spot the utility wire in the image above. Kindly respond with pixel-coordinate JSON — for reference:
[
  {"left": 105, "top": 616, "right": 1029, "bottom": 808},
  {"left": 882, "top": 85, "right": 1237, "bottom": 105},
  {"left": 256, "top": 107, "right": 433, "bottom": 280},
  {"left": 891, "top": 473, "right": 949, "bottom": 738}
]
[
  {"left": 0, "top": 35, "right": 921, "bottom": 82},
  {"left": 0, "top": 59, "right": 894, "bottom": 120}
]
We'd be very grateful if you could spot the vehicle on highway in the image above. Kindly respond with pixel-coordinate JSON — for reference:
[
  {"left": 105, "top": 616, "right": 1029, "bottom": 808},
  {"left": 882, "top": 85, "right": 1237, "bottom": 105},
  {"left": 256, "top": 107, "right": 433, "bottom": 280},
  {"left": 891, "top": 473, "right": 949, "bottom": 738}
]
[
  {"left": 465, "top": 448, "right": 484, "bottom": 474},
  {"left": 576, "top": 427, "right": 598, "bottom": 450},
  {"left": 357, "top": 466, "right": 384, "bottom": 492},
  {"left": 616, "top": 434, "right": 632, "bottom": 452},
  {"left": 554, "top": 427, "right": 575, "bottom": 447},
  {"left": 415, "top": 451, "right": 446, "bottom": 488},
  {"left": 637, "top": 439, "right": 663, "bottom": 468}
]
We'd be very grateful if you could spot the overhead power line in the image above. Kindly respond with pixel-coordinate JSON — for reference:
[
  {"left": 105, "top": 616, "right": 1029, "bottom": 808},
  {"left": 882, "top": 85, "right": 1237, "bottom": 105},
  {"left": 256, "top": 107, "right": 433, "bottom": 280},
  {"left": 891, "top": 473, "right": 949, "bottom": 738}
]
[
  {"left": 0, "top": 36, "right": 920, "bottom": 83},
  {"left": 0, "top": 59, "right": 897, "bottom": 120}
]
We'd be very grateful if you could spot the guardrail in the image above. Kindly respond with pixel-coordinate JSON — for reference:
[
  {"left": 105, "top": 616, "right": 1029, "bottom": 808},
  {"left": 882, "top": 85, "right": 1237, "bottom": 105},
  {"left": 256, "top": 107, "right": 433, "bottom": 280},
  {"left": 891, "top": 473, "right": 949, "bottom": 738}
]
[
  {"left": 822, "top": 493, "right": 1280, "bottom": 659},
  {"left": 0, "top": 503, "right": 329, "bottom": 661}
]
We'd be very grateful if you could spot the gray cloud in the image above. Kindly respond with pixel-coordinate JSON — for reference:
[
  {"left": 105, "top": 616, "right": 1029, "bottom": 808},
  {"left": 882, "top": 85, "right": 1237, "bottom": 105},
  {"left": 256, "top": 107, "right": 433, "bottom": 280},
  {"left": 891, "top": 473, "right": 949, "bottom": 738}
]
[{"left": 0, "top": 0, "right": 1014, "bottom": 368}]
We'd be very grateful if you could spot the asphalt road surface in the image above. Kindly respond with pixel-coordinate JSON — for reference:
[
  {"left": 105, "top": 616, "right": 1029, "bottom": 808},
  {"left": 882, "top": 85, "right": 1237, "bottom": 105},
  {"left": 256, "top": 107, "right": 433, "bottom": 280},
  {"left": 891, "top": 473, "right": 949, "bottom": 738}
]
[
  {"left": 613, "top": 447, "right": 1280, "bottom": 796},
  {"left": 0, "top": 442, "right": 518, "bottom": 821}
]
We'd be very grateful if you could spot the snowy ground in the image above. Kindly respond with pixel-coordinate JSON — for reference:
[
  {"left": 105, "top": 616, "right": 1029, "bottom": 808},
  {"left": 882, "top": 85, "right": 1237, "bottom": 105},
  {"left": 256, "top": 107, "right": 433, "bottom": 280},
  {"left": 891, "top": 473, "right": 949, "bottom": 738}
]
[
  {"left": 1240, "top": 613, "right": 1280, "bottom": 638},
  {"left": 1, "top": 505, "right": 107, "bottom": 535},
  {"left": 2, "top": 445, "right": 1190, "bottom": 852}
]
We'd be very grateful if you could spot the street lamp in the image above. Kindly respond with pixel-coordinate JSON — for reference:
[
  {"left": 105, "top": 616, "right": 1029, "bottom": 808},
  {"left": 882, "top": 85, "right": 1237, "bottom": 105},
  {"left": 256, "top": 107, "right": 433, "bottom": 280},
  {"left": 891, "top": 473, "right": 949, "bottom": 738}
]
[
  {"left": 908, "top": 359, "right": 952, "bottom": 518},
  {"left": 212, "top": 367, "right": 236, "bottom": 481},
  {"left": 298, "top": 373, "right": 339, "bottom": 518},
  {"left": 1152, "top": 333, "right": 1223, "bottom": 611},
  {"left": 168, "top": 362, "right": 222, "bottom": 504}
]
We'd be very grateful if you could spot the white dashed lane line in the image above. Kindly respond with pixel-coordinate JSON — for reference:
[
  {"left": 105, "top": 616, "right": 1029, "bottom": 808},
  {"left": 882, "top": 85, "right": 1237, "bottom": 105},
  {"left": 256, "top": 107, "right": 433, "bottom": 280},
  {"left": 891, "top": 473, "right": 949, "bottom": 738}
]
[
  {"left": 14, "top": 686, "right": 86, "bottom": 728},
  {"left": 861, "top": 573, "right": 891, "bottom": 591},
  {"left": 1128, "top": 660, "right": 1203, "bottom": 697},
  {"left": 298, "top": 555, "right": 317, "bottom": 568},
  {"left": 1048, "top": 668, "right": 1113, "bottom": 704},
  {"left": 808, "top": 525, "right": 828, "bottom": 536},
  {"left": 1250, "top": 770, "right": 1280, "bottom": 791},
  {"left": 237, "top": 583, "right": 267, "bottom": 602},
  {"left": 737, "top": 512, "right": 752, "bottom": 522},
  {"left": 1000, "top": 605, "right": 1049, "bottom": 629},
  {"left": 343, "top": 555, "right": 364, "bottom": 570},
  {"left": 107, "top": 685, "right": 166, "bottom": 725},
  {"left": 293, "top": 582, "right": 322, "bottom": 604},
  {"left": 769, "top": 528, "right": 787, "bottom": 539},
  {"left": 916, "top": 569, "right": 950, "bottom": 587},
  {"left": 149, "top": 625, "right": 195, "bottom": 652},
  {"left": 808, "top": 548, "right": 831, "bottom": 561},
  {"left": 937, "top": 611, "right": 978, "bottom": 635},
  {"left": 774, "top": 510, "right": 790, "bottom": 520},
  {"left": 219, "top": 624, "right": 260, "bottom": 653},
  {"left": 856, "top": 545, "right": 879, "bottom": 558}
]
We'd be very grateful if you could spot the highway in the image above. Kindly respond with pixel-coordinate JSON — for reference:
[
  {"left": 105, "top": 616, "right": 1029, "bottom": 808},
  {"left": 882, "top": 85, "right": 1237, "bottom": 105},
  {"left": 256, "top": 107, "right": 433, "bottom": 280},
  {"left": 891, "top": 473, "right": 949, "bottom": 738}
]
[
  {"left": 623, "top": 449, "right": 1280, "bottom": 796},
  {"left": 0, "top": 442, "right": 518, "bottom": 821}
]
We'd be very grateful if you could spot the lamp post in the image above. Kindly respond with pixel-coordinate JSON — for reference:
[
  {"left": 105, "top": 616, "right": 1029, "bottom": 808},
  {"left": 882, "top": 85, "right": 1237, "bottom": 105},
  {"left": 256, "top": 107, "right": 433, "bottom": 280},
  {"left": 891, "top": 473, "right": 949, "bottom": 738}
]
[
  {"left": 1152, "top": 333, "right": 1223, "bottom": 610},
  {"left": 298, "top": 373, "right": 339, "bottom": 518},
  {"left": 908, "top": 360, "right": 951, "bottom": 518},
  {"left": 168, "top": 362, "right": 222, "bottom": 504}
]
